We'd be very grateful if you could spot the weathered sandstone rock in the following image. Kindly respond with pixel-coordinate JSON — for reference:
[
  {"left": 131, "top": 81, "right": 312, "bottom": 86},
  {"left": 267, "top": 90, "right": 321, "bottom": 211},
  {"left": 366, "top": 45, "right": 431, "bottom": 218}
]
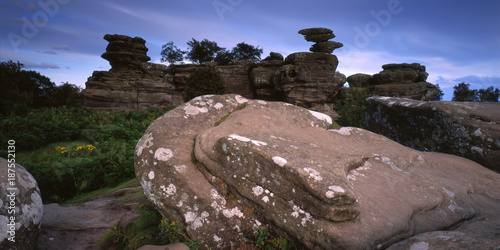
[
  {"left": 298, "top": 27, "right": 343, "bottom": 53},
  {"left": 0, "top": 158, "right": 43, "bottom": 250},
  {"left": 101, "top": 34, "right": 151, "bottom": 72},
  {"left": 347, "top": 63, "right": 439, "bottom": 101},
  {"left": 365, "top": 96, "right": 500, "bottom": 172},
  {"left": 276, "top": 52, "right": 345, "bottom": 107},
  {"left": 135, "top": 95, "right": 500, "bottom": 249}
]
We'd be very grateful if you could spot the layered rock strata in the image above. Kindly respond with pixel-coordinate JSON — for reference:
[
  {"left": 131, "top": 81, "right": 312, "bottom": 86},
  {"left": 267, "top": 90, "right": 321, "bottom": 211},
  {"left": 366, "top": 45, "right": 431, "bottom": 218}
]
[{"left": 347, "top": 63, "right": 440, "bottom": 101}]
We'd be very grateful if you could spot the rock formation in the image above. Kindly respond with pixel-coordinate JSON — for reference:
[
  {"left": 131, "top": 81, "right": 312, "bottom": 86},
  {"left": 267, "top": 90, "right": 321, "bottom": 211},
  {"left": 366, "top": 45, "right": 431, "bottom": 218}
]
[
  {"left": 0, "top": 158, "right": 43, "bottom": 250},
  {"left": 365, "top": 96, "right": 500, "bottom": 172},
  {"left": 135, "top": 94, "right": 500, "bottom": 249},
  {"left": 82, "top": 34, "right": 182, "bottom": 112},
  {"left": 83, "top": 29, "right": 348, "bottom": 113},
  {"left": 347, "top": 63, "right": 440, "bottom": 101},
  {"left": 275, "top": 27, "right": 346, "bottom": 109}
]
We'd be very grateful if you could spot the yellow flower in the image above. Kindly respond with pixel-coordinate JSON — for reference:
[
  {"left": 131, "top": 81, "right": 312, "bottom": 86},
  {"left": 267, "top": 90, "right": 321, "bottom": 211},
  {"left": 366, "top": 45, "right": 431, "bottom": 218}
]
[{"left": 170, "top": 221, "right": 176, "bottom": 226}]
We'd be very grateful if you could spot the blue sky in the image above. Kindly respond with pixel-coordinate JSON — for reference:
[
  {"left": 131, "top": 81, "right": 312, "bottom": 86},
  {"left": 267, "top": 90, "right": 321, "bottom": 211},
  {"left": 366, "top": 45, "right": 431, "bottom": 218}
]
[{"left": 1, "top": 0, "right": 499, "bottom": 100}]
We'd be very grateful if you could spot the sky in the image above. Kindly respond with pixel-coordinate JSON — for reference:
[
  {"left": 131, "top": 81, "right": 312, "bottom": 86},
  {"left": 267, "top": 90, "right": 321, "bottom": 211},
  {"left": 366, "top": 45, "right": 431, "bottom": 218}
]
[{"left": 1, "top": 0, "right": 499, "bottom": 100}]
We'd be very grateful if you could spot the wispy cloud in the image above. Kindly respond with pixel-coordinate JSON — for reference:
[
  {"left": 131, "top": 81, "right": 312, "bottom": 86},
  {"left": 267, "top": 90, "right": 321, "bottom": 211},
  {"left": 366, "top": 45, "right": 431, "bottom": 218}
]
[
  {"left": 24, "top": 61, "right": 60, "bottom": 69},
  {"left": 36, "top": 50, "right": 58, "bottom": 55},
  {"left": 52, "top": 45, "right": 72, "bottom": 51}
]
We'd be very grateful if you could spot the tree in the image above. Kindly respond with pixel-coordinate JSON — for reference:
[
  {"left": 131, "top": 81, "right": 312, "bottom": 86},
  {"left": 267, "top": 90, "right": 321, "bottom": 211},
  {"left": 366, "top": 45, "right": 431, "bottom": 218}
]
[
  {"left": 214, "top": 49, "right": 235, "bottom": 65},
  {"left": 430, "top": 84, "right": 444, "bottom": 101},
  {"left": 183, "top": 67, "right": 226, "bottom": 102},
  {"left": 0, "top": 60, "right": 56, "bottom": 116},
  {"left": 186, "top": 38, "right": 223, "bottom": 64},
  {"left": 478, "top": 86, "right": 499, "bottom": 102},
  {"left": 160, "top": 41, "right": 185, "bottom": 65},
  {"left": 50, "top": 82, "right": 83, "bottom": 107},
  {"left": 452, "top": 82, "right": 478, "bottom": 102},
  {"left": 231, "top": 42, "right": 263, "bottom": 62}
]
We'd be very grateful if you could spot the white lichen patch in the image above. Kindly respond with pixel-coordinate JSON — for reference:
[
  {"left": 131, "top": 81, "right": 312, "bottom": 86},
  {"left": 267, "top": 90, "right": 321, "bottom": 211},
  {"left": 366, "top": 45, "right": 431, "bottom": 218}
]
[
  {"left": 223, "top": 207, "right": 244, "bottom": 218},
  {"left": 154, "top": 148, "right": 173, "bottom": 161},
  {"left": 308, "top": 110, "right": 332, "bottom": 125},
  {"left": 409, "top": 242, "right": 429, "bottom": 250},
  {"left": 326, "top": 185, "right": 345, "bottom": 198},
  {"left": 272, "top": 156, "right": 287, "bottom": 167},
  {"left": 442, "top": 187, "right": 455, "bottom": 198},
  {"left": 136, "top": 133, "right": 154, "bottom": 156},
  {"left": 262, "top": 196, "right": 270, "bottom": 203},
  {"left": 471, "top": 146, "right": 484, "bottom": 155},
  {"left": 160, "top": 184, "right": 177, "bottom": 197},
  {"left": 304, "top": 168, "right": 323, "bottom": 181},
  {"left": 252, "top": 186, "right": 264, "bottom": 196},
  {"left": 184, "top": 211, "right": 210, "bottom": 230},
  {"left": 291, "top": 205, "right": 312, "bottom": 227},
  {"left": 228, "top": 134, "right": 268, "bottom": 147},
  {"left": 235, "top": 95, "right": 249, "bottom": 104},
  {"left": 174, "top": 165, "right": 187, "bottom": 173},
  {"left": 214, "top": 102, "right": 224, "bottom": 109},
  {"left": 330, "top": 127, "right": 354, "bottom": 136},
  {"left": 183, "top": 103, "right": 209, "bottom": 116},
  {"left": 381, "top": 156, "right": 403, "bottom": 172},
  {"left": 347, "top": 161, "right": 372, "bottom": 181},
  {"left": 148, "top": 171, "right": 155, "bottom": 180}
]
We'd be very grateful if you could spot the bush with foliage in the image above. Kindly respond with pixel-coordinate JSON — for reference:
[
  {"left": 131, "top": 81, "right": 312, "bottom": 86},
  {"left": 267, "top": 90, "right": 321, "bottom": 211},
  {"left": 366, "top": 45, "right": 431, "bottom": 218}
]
[
  {"left": 183, "top": 67, "right": 227, "bottom": 102},
  {"left": 334, "top": 88, "right": 371, "bottom": 128},
  {"left": 1, "top": 105, "right": 174, "bottom": 203}
]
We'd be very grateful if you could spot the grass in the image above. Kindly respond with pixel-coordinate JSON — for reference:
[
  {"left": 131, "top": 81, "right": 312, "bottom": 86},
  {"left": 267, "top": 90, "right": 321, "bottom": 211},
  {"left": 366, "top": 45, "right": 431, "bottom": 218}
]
[{"left": 64, "top": 178, "right": 141, "bottom": 205}]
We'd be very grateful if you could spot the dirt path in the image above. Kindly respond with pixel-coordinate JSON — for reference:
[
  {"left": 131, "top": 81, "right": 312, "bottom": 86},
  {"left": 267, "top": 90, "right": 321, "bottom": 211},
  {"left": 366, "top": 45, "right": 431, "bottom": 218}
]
[{"left": 37, "top": 187, "right": 144, "bottom": 250}]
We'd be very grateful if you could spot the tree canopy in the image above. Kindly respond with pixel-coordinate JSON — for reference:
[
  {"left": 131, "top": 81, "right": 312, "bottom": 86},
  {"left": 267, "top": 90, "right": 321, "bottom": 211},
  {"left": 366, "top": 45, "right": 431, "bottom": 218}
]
[
  {"left": 161, "top": 39, "right": 263, "bottom": 65},
  {"left": 452, "top": 82, "right": 499, "bottom": 102}
]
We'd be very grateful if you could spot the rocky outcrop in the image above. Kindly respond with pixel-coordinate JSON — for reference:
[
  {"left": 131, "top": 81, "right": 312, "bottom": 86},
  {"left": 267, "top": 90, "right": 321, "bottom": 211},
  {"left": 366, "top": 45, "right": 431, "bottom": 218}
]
[
  {"left": 365, "top": 96, "right": 500, "bottom": 172},
  {"left": 82, "top": 34, "right": 182, "bottom": 112},
  {"left": 347, "top": 63, "right": 440, "bottom": 101},
  {"left": 135, "top": 94, "right": 500, "bottom": 249},
  {"left": 276, "top": 52, "right": 345, "bottom": 107},
  {"left": 0, "top": 158, "right": 43, "bottom": 250},
  {"left": 83, "top": 29, "right": 348, "bottom": 112}
]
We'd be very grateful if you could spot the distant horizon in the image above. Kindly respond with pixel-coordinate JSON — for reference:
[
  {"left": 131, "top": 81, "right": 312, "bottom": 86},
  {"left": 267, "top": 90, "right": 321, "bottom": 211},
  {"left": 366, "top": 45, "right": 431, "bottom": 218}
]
[{"left": 1, "top": 0, "right": 499, "bottom": 101}]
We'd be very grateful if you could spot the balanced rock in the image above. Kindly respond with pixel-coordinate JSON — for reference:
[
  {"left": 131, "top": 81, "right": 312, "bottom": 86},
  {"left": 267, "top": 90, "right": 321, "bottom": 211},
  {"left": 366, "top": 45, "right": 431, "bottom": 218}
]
[
  {"left": 101, "top": 34, "right": 151, "bottom": 71},
  {"left": 347, "top": 73, "right": 372, "bottom": 87},
  {"left": 298, "top": 27, "right": 343, "bottom": 53},
  {"left": 365, "top": 96, "right": 500, "bottom": 172},
  {"left": 262, "top": 52, "right": 284, "bottom": 61},
  {"left": 0, "top": 158, "right": 43, "bottom": 250},
  {"left": 371, "top": 63, "right": 429, "bottom": 85},
  {"left": 275, "top": 52, "right": 345, "bottom": 107},
  {"left": 135, "top": 94, "right": 500, "bottom": 249}
]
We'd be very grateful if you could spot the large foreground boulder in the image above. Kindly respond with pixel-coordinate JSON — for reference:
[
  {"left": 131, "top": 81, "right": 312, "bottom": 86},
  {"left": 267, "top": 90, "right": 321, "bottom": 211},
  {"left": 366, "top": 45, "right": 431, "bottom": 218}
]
[
  {"left": 0, "top": 158, "right": 43, "bottom": 250},
  {"left": 135, "top": 95, "right": 500, "bottom": 249},
  {"left": 365, "top": 96, "right": 500, "bottom": 172}
]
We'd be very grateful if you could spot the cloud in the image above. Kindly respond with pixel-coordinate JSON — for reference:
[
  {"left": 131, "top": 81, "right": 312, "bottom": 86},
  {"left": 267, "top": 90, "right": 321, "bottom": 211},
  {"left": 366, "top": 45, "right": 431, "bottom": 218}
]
[
  {"left": 24, "top": 61, "right": 60, "bottom": 69},
  {"left": 52, "top": 45, "right": 72, "bottom": 51},
  {"left": 36, "top": 50, "right": 58, "bottom": 55}
]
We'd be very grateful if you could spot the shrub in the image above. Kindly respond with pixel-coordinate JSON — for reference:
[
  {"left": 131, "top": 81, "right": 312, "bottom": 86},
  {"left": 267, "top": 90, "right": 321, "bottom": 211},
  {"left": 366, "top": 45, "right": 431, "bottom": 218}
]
[
  {"left": 183, "top": 67, "right": 226, "bottom": 102},
  {"left": 334, "top": 88, "right": 371, "bottom": 128}
]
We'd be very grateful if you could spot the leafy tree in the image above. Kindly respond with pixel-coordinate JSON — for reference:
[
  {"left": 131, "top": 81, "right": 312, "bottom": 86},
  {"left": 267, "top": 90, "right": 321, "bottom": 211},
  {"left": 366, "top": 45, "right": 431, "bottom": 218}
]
[
  {"left": 231, "top": 42, "right": 263, "bottom": 62},
  {"left": 478, "top": 86, "right": 499, "bottom": 102},
  {"left": 214, "top": 49, "right": 235, "bottom": 65},
  {"left": 160, "top": 41, "right": 185, "bottom": 65},
  {"left": 430, "top": 84, "right": 444, "bottom": 101},
  {"left": 51, "top": 82, "right": 83, "bottom": 107},
  {"left": 452, "top": 82, "right": 478, "bottom": 102},
  {"left": 183, "top": 67, "right": 226, "bottom": 102},
  {"left": 186, "top": 38, "right": 223, "bottom": 64},
  {"left": 0, "top": 60, "right": 56, "bottom": 116}
]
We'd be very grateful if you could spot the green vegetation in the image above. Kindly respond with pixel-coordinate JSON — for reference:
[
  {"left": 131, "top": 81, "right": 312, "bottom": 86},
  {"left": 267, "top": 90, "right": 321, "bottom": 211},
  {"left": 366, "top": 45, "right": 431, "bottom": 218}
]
[
  {"left": 183, "top": 67, "right": 227, "bottom": 102},
  {"left": 0, "top": 60, "right": 83, "bottom": 117},
  {"left": 254, "top": 227, "right": 295, "bottom": 250},
  {"left": 333, "top": 88, "right": 371, "bottom": 128},
  {"left": 161, "top": 39, "right": 263, "bottom": 65},
  {"left": 1, "top": 105, "right": 174, "bottom": 203},
  {"left": 452, "top": 82, "right": 499, "bottom": 102}
]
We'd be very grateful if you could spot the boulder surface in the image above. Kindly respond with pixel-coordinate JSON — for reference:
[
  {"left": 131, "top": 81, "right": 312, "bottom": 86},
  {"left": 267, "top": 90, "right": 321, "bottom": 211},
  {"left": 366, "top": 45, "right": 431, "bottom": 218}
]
[
  {"left": 135, "top": 95, "right": 500, "bottom": 249},
  {"left": 365, "top": 96, "right": 500, "bottom": 172},
  {"left": 0, "top": 158, "right": 43, "bottom": 250}
]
